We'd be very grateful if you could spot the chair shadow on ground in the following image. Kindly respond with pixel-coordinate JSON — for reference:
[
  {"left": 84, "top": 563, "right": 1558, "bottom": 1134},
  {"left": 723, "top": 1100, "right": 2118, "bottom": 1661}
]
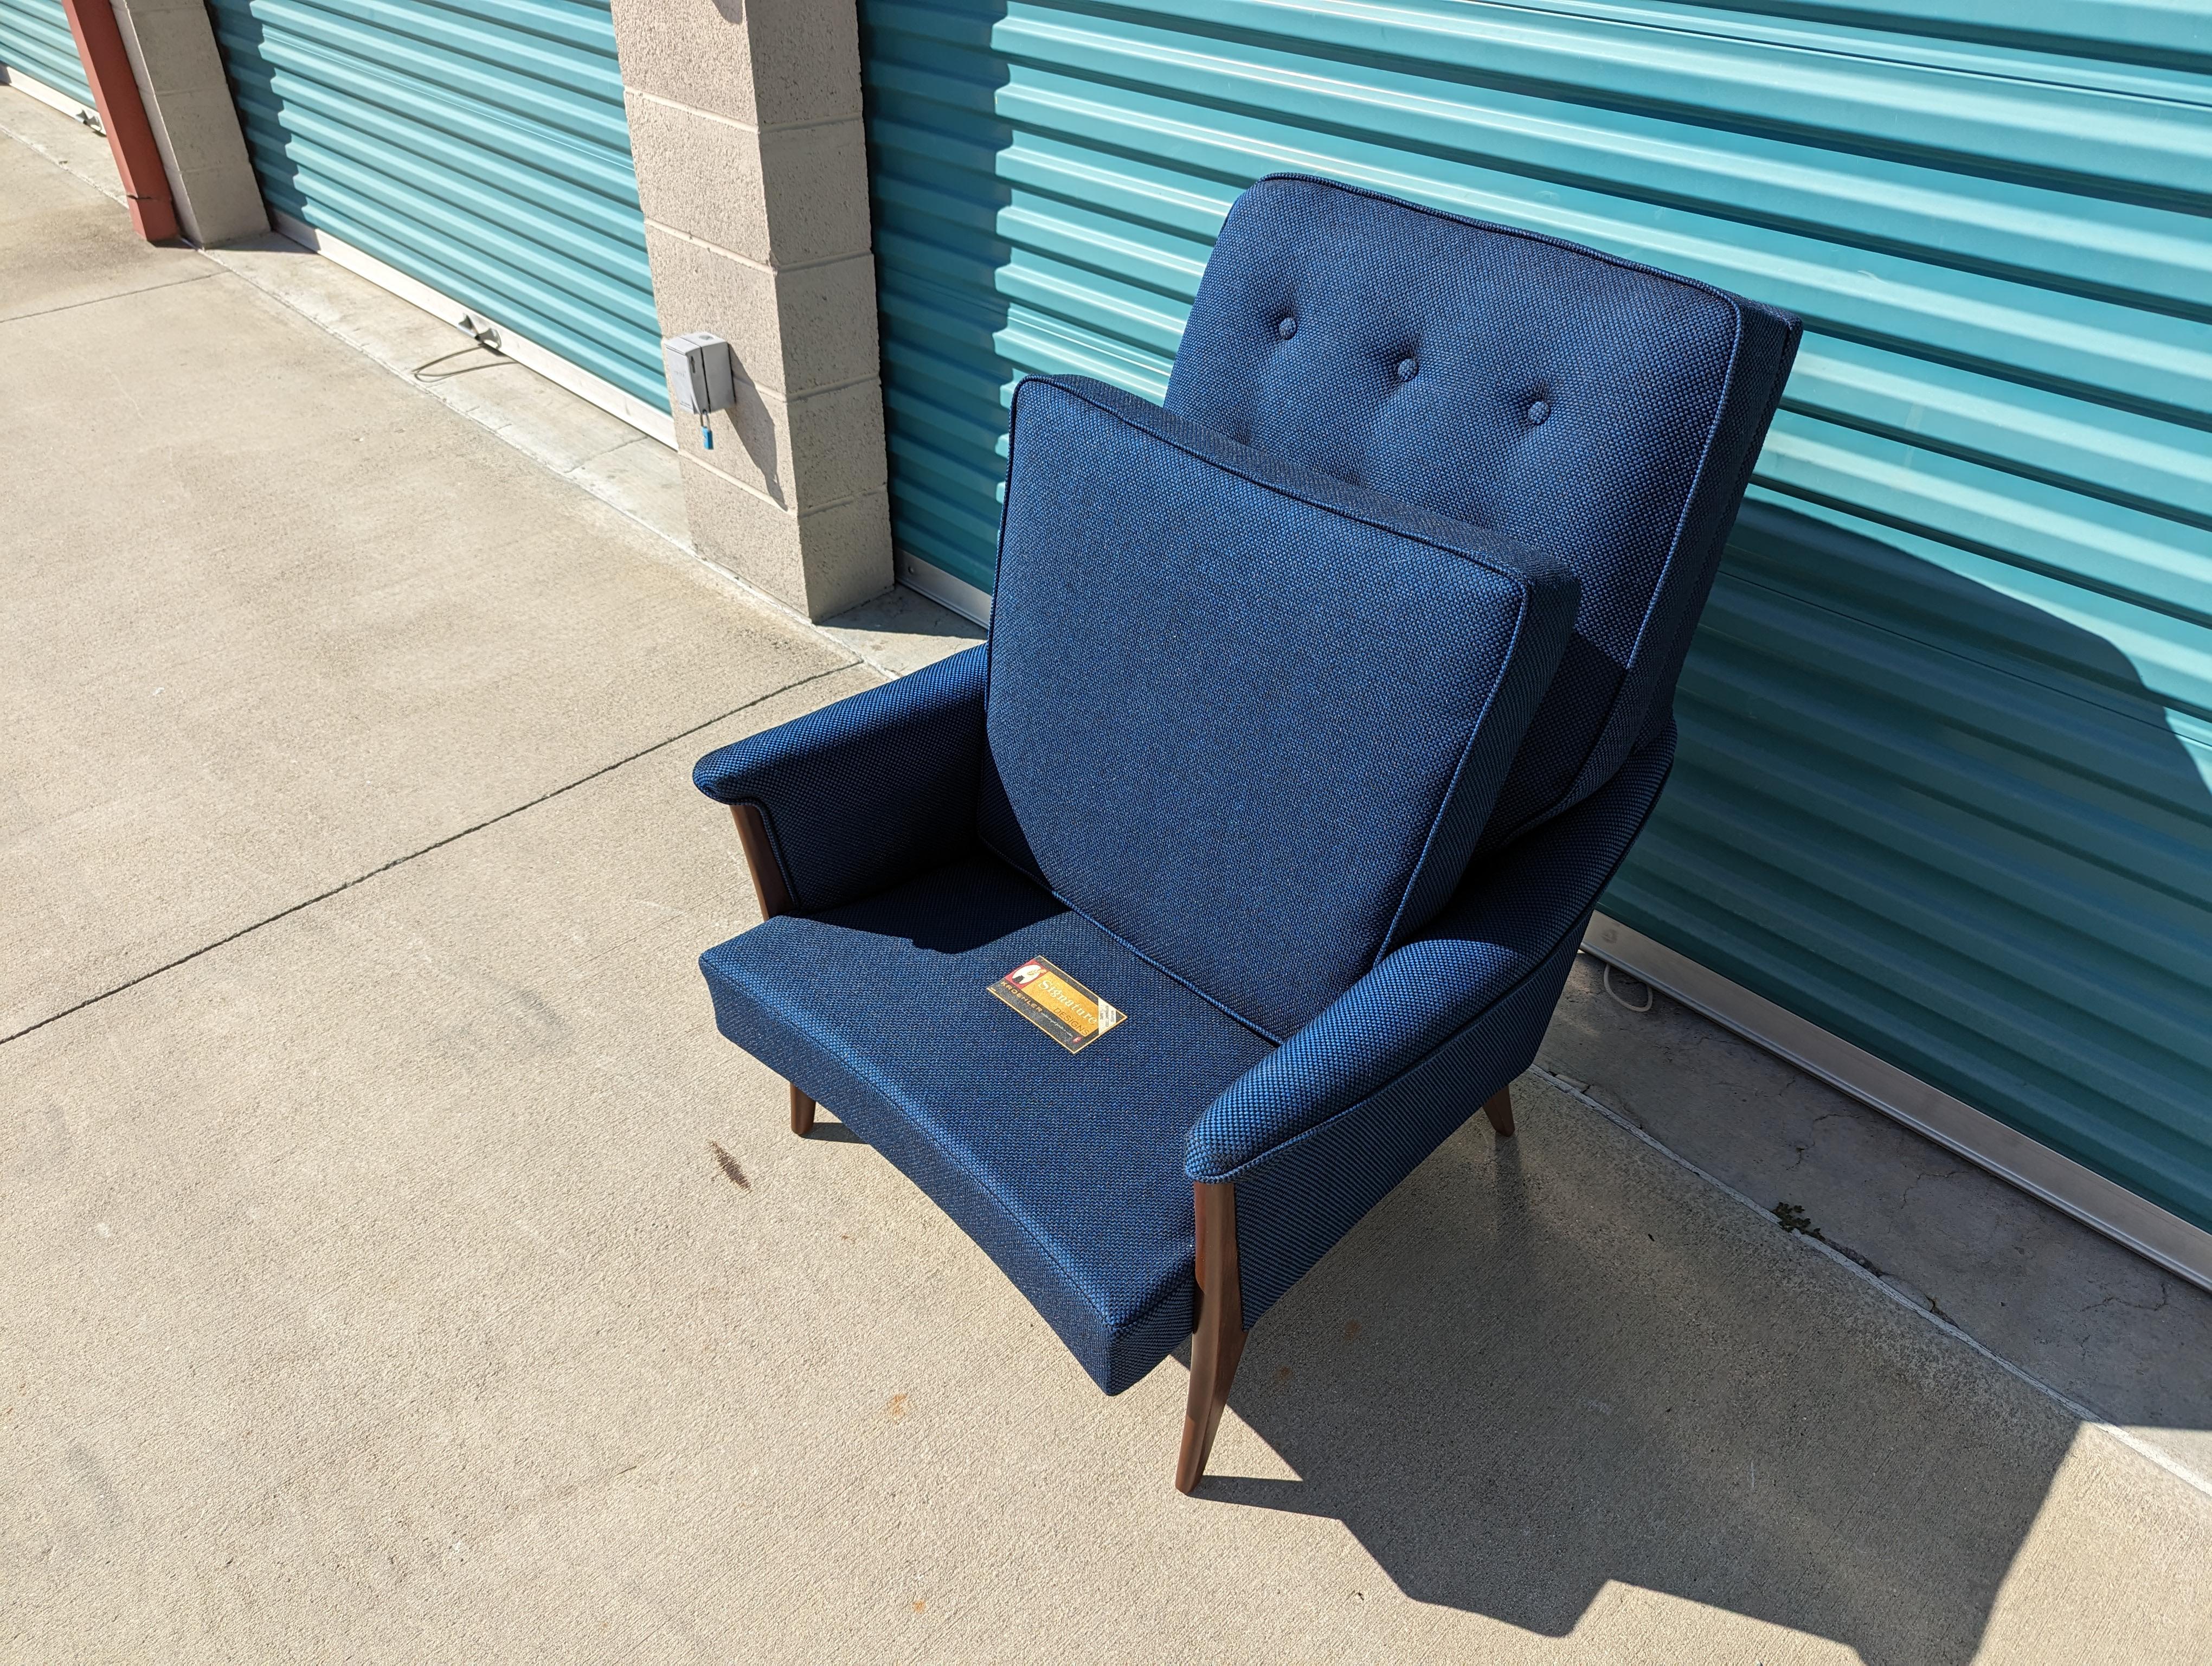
[
  {"left": 1191, "top": 1111, "right": 2070, "bottom": 1666},
  {"left": 1174, "top": 501, "right": 2212, "bottom": 1664},
  {"left": 851, "top": 2, "right": 2210, "bottom": 1641},
  {"left": 770, "top": 504, "right": 2209, "bottom": 1660}
]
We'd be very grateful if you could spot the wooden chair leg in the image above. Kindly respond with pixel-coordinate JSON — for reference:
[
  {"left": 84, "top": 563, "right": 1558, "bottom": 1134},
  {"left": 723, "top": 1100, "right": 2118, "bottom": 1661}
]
[
  {"left": 1176, "top": 1181, "right": 1246, "bottom": 1494},
  {"left": 725, "top": 804, "right": 815, "bottom": 1140},
  {"left": 1484, "top": 1085, "right": 1515, "bottom": 1139}
]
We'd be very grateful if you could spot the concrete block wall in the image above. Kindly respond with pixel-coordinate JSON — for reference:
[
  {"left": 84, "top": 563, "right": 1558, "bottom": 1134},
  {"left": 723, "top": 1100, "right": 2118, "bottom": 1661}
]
[
  {"left": 611, "top": 0, "right": 893, "bottom": 621},
  {"left": 107, "top": 0, "right": 264, "bottom": 246}
]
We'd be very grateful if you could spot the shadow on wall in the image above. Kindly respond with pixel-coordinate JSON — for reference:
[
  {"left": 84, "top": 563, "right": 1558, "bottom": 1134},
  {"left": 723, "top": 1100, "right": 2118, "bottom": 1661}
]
[{"left": 1623, "top": 494, "right": 2212, "bottom": 1239}]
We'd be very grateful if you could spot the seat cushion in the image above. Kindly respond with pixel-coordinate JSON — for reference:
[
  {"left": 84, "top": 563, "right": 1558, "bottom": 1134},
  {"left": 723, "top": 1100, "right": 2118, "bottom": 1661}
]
[
  {"left": 1166, "top": 174, "right": 1799, "bottom": 850},
  {"left": 698, "top": 853, "right": 1276, "bottom": 1394},
  {"left": 981, "top": 375, "right": 1579, "bottom": 1042}
]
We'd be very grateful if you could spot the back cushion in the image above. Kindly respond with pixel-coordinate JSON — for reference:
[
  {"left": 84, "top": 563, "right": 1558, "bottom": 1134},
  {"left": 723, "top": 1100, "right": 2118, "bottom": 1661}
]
[
  {"left": 1167, "top": 174, "right": 1793, "bottom": 848},
  {"left": 981, "top": 376, "right": 1579, "bottom": 1041}
]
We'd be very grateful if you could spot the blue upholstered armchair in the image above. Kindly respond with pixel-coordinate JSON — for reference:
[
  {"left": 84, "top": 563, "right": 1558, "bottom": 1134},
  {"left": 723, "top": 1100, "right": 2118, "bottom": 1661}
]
[{"left": 693, "top": 177, "right": 1801, "bottom": 1491}]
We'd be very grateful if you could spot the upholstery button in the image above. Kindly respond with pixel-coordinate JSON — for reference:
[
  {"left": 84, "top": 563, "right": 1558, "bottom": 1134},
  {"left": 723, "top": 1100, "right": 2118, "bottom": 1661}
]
[
  {"left": 1276, "top": 315, "right": 1297, "bottom": 339},
  {"left": 1525, "top": 398, "right": 1551, "bottom": 425},
  {"left": 1396, "top": 356, "right": 1418, "bottom": 381}
]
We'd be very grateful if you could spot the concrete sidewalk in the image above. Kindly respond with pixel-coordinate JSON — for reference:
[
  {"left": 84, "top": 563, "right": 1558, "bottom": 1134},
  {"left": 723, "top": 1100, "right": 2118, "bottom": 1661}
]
[{"left": 4, "top": 96, "right": 2208, "bottom": 1664}]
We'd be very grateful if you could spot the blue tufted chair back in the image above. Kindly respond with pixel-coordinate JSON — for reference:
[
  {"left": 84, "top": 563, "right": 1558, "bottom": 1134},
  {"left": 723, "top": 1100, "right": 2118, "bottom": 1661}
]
[{"left": 1166, "top": 175, "right": 1801, "bottom": 851}]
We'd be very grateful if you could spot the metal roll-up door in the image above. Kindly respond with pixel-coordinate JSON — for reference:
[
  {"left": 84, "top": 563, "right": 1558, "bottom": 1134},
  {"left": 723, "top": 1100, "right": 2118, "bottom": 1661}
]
[
  {"left": 0, "top": 0, "right": 94, "bottom": 113},
  {"left": 207, "top": 0, "right": 665, "bottom": 430},
  {"left": 859, "top": 1, "right": 2212, "bottom": 1244}
]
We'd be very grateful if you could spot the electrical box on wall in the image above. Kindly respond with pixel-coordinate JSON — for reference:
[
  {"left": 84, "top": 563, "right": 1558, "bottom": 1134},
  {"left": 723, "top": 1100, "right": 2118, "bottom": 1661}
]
[{"left": 663, "top": 333, "right": 736, "bottom": 445}]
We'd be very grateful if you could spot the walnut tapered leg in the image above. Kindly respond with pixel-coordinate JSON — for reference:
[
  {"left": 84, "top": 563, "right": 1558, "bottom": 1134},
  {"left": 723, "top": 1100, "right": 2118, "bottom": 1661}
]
[
  {"left": 1484, "top": 1085, "right": 1516, "bottom": 1138},
  {"left": 1176, "top": 1181, "right": 1246, "bottom": 1494},
  {"left": 789, "top": 1084, "right": 816, "bottom": 1137}
]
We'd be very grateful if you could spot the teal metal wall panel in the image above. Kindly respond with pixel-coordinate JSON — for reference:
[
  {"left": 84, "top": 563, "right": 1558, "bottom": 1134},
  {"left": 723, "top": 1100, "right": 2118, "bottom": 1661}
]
[
  {"left": 859, "top": 0, "right": 2212, "bottom": 1232},
  {"left": 208, "top": 0, "right": 664, "bottom": 409},
  {"left": 0, "top": 0, "right": 94, "bottom": 110}
]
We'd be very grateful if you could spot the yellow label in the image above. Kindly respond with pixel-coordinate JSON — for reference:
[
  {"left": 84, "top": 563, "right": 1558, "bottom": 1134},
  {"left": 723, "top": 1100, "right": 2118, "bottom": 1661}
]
[{"left": 989, "top": 957, "right": 1127, "bottom": 1053}]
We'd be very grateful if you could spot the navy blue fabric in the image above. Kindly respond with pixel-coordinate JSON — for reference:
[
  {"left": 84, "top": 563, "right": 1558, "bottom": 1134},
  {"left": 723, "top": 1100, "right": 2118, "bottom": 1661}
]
[
  {"left": 699, "top": 853, "right": 1276, "bottom": 1393},
  {"left": 983, "top": 375, "right": 1580, "bottom": 1041},
  {"left": 690, "top": 174, "right": 1802, "bottom": 1399},
  {"left": 1621, "top": 299, "right": 1800, "bottom": 756},
  {"left": 1232, "top": 930, "right": 1585, "bottom": 1327},
  {"left": 692, "top": 646, "right": 987, "bottom": 913},
  {"left": 1195, "top": 727, "right": 1679, "bottom": 1324},
  {"left": 1167, "top": 175, "right": 1801, "bottom": 850}
]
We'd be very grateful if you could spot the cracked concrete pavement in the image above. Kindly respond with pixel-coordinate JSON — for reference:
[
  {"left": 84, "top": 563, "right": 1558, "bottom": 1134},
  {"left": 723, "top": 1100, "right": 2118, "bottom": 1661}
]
[
  {"left": 1539, "top": 959, "right": 2212, "bottom": 1487},
  {"left": 4, "top": 86, "right": 2209, "bottom": 1665}
]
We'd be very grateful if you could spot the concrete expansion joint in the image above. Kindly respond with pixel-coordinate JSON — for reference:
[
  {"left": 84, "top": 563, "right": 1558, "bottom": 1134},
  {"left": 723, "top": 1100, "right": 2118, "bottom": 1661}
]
[
  {"left": 0, "top": 267, "right": 218, "bottom": 327},
  {"left": 1527, "top": 1062, "right": 2212, "bottom": 1506},
  {"left": 0, "top": 662, "right": 860, "bottom": 1054}
]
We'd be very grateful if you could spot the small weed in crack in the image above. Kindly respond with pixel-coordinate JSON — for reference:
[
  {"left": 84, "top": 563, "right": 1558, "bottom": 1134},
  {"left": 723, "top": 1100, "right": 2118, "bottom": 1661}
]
[
  {"left": 1774, "top": 1202, "right": 1819, "bottom": 1236},
  {"left": 1774, "top": 1201, "right": 1883, "bottom": 1277}
]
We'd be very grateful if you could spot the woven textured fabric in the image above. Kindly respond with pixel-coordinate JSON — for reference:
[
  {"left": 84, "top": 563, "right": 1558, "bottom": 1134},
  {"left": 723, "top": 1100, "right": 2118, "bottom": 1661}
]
[
  {"left": 1619, "top": 300, "right": 1799, "bottom": 759},
  {"left": 1231, "top": 930, "right": 1585, "bottom": 1326},
  {"left": 698, "top": 853, "right": 1276, "bottom": 1394},
  {"left": 983, "top": 375, "right": 1580, "bottom": 1041},
  {"left": 1198, "top": 727, "right": 1678, "bottom": 1323},
  {"left": 1187, "top": 726, "right": 1676, "bottom": 1181},
  {"left": 692, "top": 646, "right": 987, "bottom": 914},
  {"left": 688, "top": 174, "right": 1802, "bottom": 1400},
  {"left": 1167, "top": 175, "right": 1801, "bottom": 850}
]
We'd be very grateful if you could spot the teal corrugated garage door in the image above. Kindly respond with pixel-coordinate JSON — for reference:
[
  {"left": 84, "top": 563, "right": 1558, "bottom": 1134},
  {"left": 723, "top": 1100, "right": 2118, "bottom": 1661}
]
[
  {"left": 207, "top": 0, "right": 665, "bottom": 420},
  {"left": 859, "top": 2, "right": 2212, "bottom": 1238},
  {"left": 0, "top": 0, "right": 94, "bottom": 112}
]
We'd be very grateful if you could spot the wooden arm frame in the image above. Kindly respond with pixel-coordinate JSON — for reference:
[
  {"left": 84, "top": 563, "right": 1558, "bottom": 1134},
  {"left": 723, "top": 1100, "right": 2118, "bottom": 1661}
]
[
  {"left": 1176, "top": 1086, "right": 1509, "bottom": 1492},
  {"left": 730, "top": 803, "right": 815, "bottom": 1136},
  {"left": 1177, "top": 1180, "right": 1246, "bottom": 1492}
]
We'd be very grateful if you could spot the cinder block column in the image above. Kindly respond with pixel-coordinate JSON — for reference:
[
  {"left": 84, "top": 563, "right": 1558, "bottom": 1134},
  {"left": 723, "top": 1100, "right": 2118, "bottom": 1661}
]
[
  {"left": 106, "top": 0, "right": 266, "bottom": 246},
  {"left": 610, "top": 0, "right": 893, "bottom": 622}
]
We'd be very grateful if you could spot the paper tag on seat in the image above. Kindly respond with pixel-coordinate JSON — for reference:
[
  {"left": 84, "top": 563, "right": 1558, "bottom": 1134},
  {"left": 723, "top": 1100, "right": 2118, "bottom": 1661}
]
[{"left": 989, "top": 957, "right": 1126, "bottom": 1053}]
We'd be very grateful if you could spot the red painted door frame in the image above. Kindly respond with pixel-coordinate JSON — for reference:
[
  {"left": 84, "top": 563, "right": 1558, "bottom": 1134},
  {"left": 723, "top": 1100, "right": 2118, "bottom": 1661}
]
[{"left": 56, "top": 0, "right": 177, "bottom": 241}]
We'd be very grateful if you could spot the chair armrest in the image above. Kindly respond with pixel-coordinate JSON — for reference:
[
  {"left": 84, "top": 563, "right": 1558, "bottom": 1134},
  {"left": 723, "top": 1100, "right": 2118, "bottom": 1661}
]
[
  {"left": 693, "top": 644, "right": 988, "bottom": 914},
  {"left": 1185, "top": 725, "right": 1677, "bottom": 1324}
]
